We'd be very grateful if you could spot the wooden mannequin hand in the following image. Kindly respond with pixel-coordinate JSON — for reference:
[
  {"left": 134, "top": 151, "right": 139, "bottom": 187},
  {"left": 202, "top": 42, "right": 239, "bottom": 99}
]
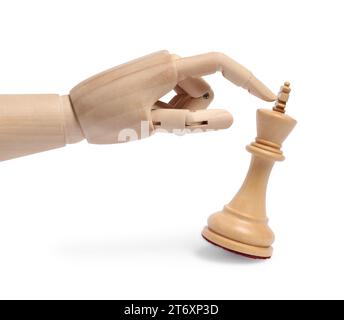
[
  {"left": 0, "top": 51, "right": 276, "bottom": 161},
  {"left": 70, "top": 51, "right": 276, "bottom": 144}
]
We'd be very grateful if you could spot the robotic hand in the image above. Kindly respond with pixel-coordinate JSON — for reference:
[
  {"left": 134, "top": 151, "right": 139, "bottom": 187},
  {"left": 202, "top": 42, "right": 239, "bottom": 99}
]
[{"left": 0, "top": 51, "right": 276, "bottom": 161}]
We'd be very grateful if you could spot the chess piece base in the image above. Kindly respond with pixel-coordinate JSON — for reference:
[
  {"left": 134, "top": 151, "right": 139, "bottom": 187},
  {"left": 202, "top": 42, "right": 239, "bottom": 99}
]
[{"left": 202, "top": 227, "right": 272, "bottom": 259}]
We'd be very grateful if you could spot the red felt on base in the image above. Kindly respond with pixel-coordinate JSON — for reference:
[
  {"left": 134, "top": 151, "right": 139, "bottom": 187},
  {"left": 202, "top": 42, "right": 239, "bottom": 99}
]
[{"left": 202, "top": 234, "right": 271, "bottom": 260}]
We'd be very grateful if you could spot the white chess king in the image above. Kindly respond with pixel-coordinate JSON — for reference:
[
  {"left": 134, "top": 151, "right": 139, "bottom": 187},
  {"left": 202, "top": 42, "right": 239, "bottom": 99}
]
[{"left": 202, "top": 82, "right": 297, "bottom": 259}]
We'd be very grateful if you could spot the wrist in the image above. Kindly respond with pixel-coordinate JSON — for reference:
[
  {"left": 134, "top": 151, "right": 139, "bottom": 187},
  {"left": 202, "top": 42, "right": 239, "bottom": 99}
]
[{"left": 60, "top": 95, "right": 84, "bottom": 144}]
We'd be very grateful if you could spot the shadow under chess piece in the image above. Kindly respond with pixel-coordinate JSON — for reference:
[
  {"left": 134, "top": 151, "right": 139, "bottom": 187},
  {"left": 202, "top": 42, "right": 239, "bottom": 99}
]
[{"left": 202, "top": 82, "right": 297, "bottom": 259}]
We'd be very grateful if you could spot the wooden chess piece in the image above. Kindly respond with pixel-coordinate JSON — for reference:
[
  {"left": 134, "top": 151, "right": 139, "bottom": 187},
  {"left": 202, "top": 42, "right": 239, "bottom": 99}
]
[{"left": 202, "top": 82, "right": 297, "bottom": 259}]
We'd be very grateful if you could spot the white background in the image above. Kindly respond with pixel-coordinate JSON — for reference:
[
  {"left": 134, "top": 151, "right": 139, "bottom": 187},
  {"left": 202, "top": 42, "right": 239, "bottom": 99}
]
[{"left": 0, "top": 0, "right": 343, "bottom": 300}]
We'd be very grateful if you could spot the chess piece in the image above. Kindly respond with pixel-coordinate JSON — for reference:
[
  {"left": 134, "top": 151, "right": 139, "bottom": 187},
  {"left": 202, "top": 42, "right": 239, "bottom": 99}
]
[
  {"left": 0, "top": 51, "right": 275, "bottom": 161},
  {"left": 202, "top": 82, "right": 296, "bottom": 259}
]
